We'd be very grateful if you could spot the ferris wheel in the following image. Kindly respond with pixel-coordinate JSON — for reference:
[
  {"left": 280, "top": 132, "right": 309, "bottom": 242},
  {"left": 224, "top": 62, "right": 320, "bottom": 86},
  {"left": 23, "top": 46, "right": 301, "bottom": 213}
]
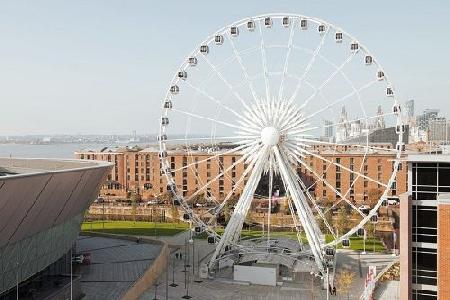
[{"left": 158, "top": 13, "right": 404, "bottom": 276}]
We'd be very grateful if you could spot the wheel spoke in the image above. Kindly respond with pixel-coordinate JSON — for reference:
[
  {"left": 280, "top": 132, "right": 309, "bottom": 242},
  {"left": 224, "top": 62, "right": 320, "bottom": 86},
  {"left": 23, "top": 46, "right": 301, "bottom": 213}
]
[
  {"left": 303, "top": 79, "right": 378, "bottom": 123},
  {"left": 288, "top": 28, "right": 330, "bottom": 104},
  {"left": 184, "top": 81, "right": 251, "bottom": 125},
  {"left": 258, "top": 19, "right": 271, "bottom": 102},
  {"left": 208, "top": 146, "right": 270, "bottom": 270},
  {"left": 226, "top": 33, "right": 260, "bottom": 102},
  {"left": 172, "top": 108, "right": 254, "bottom": 132},
  {"left": 278, "top": 21, "right": 296, "bottom": 100}
]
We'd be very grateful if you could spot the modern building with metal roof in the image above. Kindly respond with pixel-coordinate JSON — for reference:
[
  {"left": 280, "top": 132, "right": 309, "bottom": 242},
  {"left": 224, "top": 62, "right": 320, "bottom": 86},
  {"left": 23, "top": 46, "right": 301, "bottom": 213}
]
[{"left": 0, "top": 158, "right": 112, "bottom": 295}]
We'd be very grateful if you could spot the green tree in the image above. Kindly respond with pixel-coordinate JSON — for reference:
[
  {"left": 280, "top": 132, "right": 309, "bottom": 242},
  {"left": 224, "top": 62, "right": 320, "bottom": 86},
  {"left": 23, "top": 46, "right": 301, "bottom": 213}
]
[
  {"left": 336, "top": 206, "right": 350, "bottom": 235},
  {"left": 130, "top": 191, "right": 138, "bottom": 224}
]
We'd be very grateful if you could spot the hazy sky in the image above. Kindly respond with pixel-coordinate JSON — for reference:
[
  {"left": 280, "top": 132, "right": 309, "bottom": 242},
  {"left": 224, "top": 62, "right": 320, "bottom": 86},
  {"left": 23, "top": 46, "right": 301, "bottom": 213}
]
[{"left": 1, "top": 0, "right": 449, "bottom": 135}]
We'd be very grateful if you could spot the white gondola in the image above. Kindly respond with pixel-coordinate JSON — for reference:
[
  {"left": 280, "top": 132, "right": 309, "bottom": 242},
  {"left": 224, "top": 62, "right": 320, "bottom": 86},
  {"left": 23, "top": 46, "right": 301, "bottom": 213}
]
[
  {"left": 324, "top": 247, "right": 335, "bottom": 256},
  {"left": 365, "top": 55, "right": 373, "bottom": 65},
  {"left": 264, "top": 17, "right": 272, "bottom": 28},
  {"left": 396, "top": 142, "right": 406, "bottom": 152},
  {"left": 207, "top": 236, "right": 215, "bottom": 244},
  {"left": 215, "top": 35, "right": 224, "bottom": 45},
  {"left": 282, "top": 16, "right": 290, "bottom": 27},
  {"left": 194, "top": 226, "right": 202, "bottom": 233},
  {"left": 392, "top": 104, "right": 401, "bottom": 114},
  {"left": 163, "top": 101, "right": 172, "bottom": 109},
  {"left": 370, "top": 214, "right": 378, "bottom": 224},
  {"left": 183, "top": 213, "right": 190, "bottom": 220},
  {"left": 161, "top": 117, "right": 169, "bottom": 125},
  {"left": 386, "top": 87, "right": 394, "bottom": 97},
  {"left": 335, "top": 32, "right": 343, "bottom": 43},
  {"left": 159, "top": 151, "right": 168, "bottom": 158},
  {"left": 200, "top": 45, "right": 209, "bottom": 54},
  {"left": 300, "top": 19, "right": 308, "bottom": 30},
  {"left": 247, "top": 20, "right": 255, "bottom": 31},
  {"left": 357, "top": 228, "right": 365, "bottom": 236},
  {"left": 178, "top": 71, "right": 187, "bottom": 80},
  {"left": 164, "top": 167, "right": 171, "bottom": 174},
  {"left": 188, "top": 57, "right": 197, "bottom": 66},
  {"left": 157, "top": 134, "right": 167, "bottom": 141},
  {"left": 377, "top": 70, "right": 385, "bottom": 80},
  {"left": 396, "top": 124, "right": 406, "bottom": 134},
  {"left": 381, "top": 198, "right": 388, "bottom": 207},
  {"left": 318, "top": 24, "right": 326, "bottom": 34},
  {"left": 350, "top": 41, "right": 359, "bottom": 52},
  {"left": 170, "top": 85, "right": 179, "bottom": 95},
  {"left": 230, "top": 26, "right": 239, "bottom": 37},
  {"left": 167, "top": 182, "right": 176, "bottom": 191},
  {"left": 342, "top": 239, "right": 350, "bottom": 248}
]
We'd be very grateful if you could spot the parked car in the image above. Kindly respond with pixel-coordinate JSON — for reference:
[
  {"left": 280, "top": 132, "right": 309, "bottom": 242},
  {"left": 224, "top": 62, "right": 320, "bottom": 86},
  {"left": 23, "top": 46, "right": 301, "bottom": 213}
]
[
  {"left": 358, "top": 205, "right": 371, "bottom": 214},
  {"left": 146, "top": 200, "right": 158, "bottom": 206},
  {"left": 387, "top": 198, "right": 399, "bottom": 205}
]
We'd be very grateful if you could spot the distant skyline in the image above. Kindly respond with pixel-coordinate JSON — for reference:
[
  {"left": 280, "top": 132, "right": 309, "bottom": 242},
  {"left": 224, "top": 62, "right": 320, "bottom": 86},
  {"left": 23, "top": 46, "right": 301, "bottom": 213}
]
[{"left": 1, "top": 0, "right": 449, "bottom": 135}]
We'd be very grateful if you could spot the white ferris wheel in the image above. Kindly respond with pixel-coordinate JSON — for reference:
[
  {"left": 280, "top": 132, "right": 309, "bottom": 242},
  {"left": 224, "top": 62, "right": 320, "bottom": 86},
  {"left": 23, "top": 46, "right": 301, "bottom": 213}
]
[{"left": 159, "top": 13, "right": 404, "bottom": 276}]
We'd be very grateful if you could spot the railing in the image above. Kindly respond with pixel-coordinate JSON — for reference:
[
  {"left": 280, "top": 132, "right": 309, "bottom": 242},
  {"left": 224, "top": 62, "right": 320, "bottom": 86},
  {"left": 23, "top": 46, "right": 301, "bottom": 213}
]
[{"left": 359, "top": 258, "right": 399, "bottom": 300}]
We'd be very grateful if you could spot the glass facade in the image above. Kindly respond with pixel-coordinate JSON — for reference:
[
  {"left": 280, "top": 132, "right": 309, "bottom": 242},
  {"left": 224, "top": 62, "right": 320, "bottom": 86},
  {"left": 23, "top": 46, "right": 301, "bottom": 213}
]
[{"left": 410, "top": 162, "right": 450, "bottom": 299}]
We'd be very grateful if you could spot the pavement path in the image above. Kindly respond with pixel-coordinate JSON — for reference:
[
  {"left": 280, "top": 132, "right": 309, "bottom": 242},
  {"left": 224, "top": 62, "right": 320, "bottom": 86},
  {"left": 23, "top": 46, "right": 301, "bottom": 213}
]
[{"left": 75, "top": 235, "right": 162, "bottom": 300}]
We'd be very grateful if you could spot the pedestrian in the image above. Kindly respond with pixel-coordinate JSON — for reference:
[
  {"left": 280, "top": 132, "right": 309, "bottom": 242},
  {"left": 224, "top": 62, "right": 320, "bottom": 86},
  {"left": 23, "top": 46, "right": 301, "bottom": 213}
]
[
  {"left": 175, "top": 253, "right": 179, "bottom": 259},
  {"left": 179, "top": 253, "right": 183, "bottom": 260},
  {"left": 332, "top": 286, "right": 336, "bottom": 296},
  {"left": 328, "top": 284, "right": 332, "bottom": 295}
]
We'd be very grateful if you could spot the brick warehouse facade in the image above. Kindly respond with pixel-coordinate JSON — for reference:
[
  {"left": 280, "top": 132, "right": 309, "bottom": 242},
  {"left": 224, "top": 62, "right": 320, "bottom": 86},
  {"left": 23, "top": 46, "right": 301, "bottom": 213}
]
[{"left": 75, "top": 143, "right": 407, "bottom": 205}]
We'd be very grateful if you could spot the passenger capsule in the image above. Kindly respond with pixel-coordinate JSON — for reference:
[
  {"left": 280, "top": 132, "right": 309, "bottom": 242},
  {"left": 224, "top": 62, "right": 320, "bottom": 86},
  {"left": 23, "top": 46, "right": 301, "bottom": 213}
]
[
  {"left": 300, "top": 19, "right": 308, "bottom": 30},
  {"left": 157, "top": 134, "right": 167, "bottom": 141},
  {"left": 342, "top": 239, "right": 350, "bottom": 248},
  {"left": 161, "top": 117, "right": 169, "bottom": 125},
  {"left": 282, "top": 16, "right": 290, "bottom": 27},
  {"left": 377, "top": 70, "right": 385, "bottom": 80},
  {"left": 365, "top": 55, "right": 373, "bottom": 65},
  {"left": 264, "top": 17, "right": 272, "bottom": 28},
  {"left": 370, "top": 214, "right": 378, "bottom": 223},
  {"left": 396, "top": 142, "right": 406, "bottom": 152},
  {"left": 318, "top": 24, "right": 326, "bottom": 34},
  {"left": 386, "top": 87, "right": 394, "bottom": 97},
  {"left": 396, "top": 124, "right": 406, "bottom": 134},
  {"left": 163, "top": 101, "right": 172, "bottom": 109},
  {"left": 335, "top": 32, "right": 343, "bottom": 43},
  {"left": 215, "top": 35, "right": 224, "bottom": 45},
  {"left": 247, "top": 20, "right": 255, "bottom": 31},
  {"left": 350, "top": 41, "right": 359, "bottom": 52},
  {"left": 178, "top": 71, "right": 187, "bottom": 80},
  {"left": 170, "top": 85, "right": 179, "bottom": 95},
  {"left": 200, "top": 45, "right": 209, "bottom": 54},
  {"left": 357, "top": 228, "right": 365, "bottom": 236},
  {"left": 324, "top": 247, "right": 335, "bottom": 256},
  {"left": 392, "top": 104, "right": 401, "bottom": 114},
  {"left": 230, "top": 26, "right": 239, "bottom": 37},
  {"left": 188, "top": 57, "right": 197, "bottom": 66}
]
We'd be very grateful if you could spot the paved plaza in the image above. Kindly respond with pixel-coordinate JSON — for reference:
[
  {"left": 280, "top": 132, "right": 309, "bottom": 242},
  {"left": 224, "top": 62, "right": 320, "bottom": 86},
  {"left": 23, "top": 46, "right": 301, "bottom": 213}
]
[
  {"left": 75, "top": 235, "right": 162, "bottom": 299},
  {"left": 140, "top": 230, "right": 397, "bottom": 300}
]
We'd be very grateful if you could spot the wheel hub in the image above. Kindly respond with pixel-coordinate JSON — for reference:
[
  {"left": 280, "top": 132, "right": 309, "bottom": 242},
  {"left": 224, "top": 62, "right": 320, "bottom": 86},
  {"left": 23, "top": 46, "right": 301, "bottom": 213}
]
[{"left": 260, "top": 126, "right": 280, "bottom": 146}]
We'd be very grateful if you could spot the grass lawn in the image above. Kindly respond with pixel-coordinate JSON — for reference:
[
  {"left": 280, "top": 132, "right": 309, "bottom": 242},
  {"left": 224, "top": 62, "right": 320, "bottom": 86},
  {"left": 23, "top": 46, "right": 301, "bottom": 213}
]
[
  {"left": 196, "top": 228, "right": 386, "bottom": 252},
  {"left": 81, "top": 221, "right": 386, "bottom": 252},
  {"left": 81, "top": 220, "right": 189, "bottom": 236}
]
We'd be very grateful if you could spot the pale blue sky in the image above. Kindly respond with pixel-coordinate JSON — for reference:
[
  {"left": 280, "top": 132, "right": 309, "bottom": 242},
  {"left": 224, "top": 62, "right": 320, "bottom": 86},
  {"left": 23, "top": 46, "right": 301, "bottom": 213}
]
[{"left": 0, "top": 0, "right": 449, "bottom": 135}]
